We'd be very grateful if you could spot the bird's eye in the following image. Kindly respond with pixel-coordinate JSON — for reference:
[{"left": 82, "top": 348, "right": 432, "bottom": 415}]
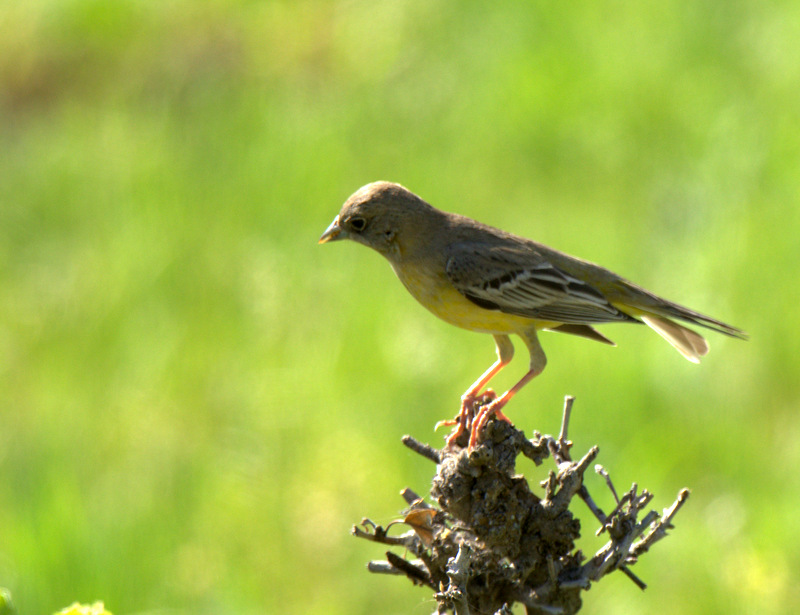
[{"left": 349, "top": 216, "right": 367, "bottom": 232}]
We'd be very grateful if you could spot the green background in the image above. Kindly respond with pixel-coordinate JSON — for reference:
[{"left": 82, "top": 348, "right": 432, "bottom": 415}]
[{"left": 1, "top": 1, "right": 797, "bottom": 613}]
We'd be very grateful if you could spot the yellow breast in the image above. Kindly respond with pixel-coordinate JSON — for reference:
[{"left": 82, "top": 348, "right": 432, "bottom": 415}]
[{"left": 391, "top": 260, "right": 543, "bottom": 335}]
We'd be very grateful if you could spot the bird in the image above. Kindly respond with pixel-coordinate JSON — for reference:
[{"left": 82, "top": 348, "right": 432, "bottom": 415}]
[{"left": 319, "top": 181, "right": 746, "bottom": 449}]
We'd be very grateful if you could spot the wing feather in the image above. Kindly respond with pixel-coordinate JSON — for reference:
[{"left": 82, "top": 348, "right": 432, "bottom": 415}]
[{"left": 445, "top": 243, "right": 637, "bottom": 325}]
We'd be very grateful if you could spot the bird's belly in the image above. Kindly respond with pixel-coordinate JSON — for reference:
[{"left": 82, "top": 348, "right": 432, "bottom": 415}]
[{"left": 393, "top": 262, "right": 542, "bottom": 335}]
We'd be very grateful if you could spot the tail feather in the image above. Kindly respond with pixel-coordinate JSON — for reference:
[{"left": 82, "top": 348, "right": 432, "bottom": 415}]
[
  {"left": 641, "top": 315, "right": 709, "bottom": 363},
  {"left": 617, "top": 282, "right": 748, "bottom": 341},
  {"left": 659, "top": 306, "right": 747, "bottom": 340}
]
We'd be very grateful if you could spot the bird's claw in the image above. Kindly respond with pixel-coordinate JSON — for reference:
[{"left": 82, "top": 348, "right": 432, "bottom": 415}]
[
  {"left": 440, "top": 389, "right": 505, "bottom": 450},
  {"left": 475, "top": 389, "right": 497, "bottom": 405},
  {"left": 461, "top": 388, "right": 496, "bottom": 408},
  {"left": 466, "top": 396, "right": 515, "bottom": 449}
]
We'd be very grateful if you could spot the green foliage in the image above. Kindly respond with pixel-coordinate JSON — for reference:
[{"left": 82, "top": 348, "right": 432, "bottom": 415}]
[{"left": 1, "top": 1, "right": 798, "bottom": 614}]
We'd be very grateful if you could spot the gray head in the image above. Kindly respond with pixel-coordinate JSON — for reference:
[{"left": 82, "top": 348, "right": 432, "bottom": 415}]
[{"left": 318, "top": 181, "right": 440, "bottom": 258}]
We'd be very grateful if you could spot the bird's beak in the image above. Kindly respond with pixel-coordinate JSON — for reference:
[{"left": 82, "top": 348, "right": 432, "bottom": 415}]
[{"left": 318, "top": 216, "right": 345, "bottom": 244}]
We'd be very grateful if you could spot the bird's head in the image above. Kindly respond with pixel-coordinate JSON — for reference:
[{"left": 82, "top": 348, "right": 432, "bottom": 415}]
[{"left": 318, "top": 181, "right": 438, "bottom": 258}]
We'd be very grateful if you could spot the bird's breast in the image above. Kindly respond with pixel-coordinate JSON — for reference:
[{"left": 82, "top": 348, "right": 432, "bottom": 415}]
[{"left": 391, "top": 260, "right": 541, "bottom": 335}]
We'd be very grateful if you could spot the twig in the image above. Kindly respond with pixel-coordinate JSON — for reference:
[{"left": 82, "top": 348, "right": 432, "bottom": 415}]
[
  {"left": 385, "top": 551, "right": 435, "bottom": 589},
  {"left": 402, "top": 434, "right": 442, "bottom": 463},
  {"left": 631, "top": 488, "right": 691, "bottom": 556},
  {"left": 595, "top": 465, "right": 620, "bottom": 504},
  {"left": 550, "top": 403, "right": 647, "bottom": 591},
  {"left": 558, "top": 395, "right": 575, "bottom": 449},
  {"left": 436, "top": 544, "right": 473, "bottom": 615},
  {"left": 401, "top": 487, "right": 432, "bottom": 507},
  {"left": 351, "top": 519, "right": 418, "bottom": 548}
]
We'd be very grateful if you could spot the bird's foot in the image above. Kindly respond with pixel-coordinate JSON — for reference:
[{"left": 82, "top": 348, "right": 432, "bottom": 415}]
[
  {"left": 468, "top": 397, "right": 514, "bottom": 449},
  {"left": 441, "top": 397, "right": 474, "bottom": 449},
  {"left": 474, "top": 389, "right": 497, "bottom": 405},
  {"left": 443, "top": 424, "right": 468, "bottom": 449},
  {"left": 441, "top": 390, "right": 500, "bottom": 450},
  {"left": 434, "top": 418, "right": 458, "bottom": 430}
]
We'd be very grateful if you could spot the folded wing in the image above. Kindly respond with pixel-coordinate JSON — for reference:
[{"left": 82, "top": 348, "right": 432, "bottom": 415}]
[{"left": 445, "top": 243, "right": 638, "bottom": 325}]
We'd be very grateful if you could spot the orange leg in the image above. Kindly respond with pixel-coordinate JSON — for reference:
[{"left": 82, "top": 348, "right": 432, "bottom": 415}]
[
  {"left": 435, "top": 390, "right": 496, "bottom": 430},
  {"left": 468, "top": 327, "right": 547, "bottom": 449},
  {"left": 468, "top": 368, "right": 539, "bottom": 449},
  {"left": 445, "top": 335, "right": 514, "bottom": 448}
]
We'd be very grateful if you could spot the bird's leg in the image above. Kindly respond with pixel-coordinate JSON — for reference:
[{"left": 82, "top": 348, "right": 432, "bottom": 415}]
[
  {"left": 438, "top": 363, "right": 503, "bottom": 443},
  {"left": 469, "top": 328, "right": 547, "bottom": 449},
  {"left": 444, "top": 335, "right": 514, "bottom": 448},
  {"left": 468, "top": 369, "right": 539, "bottom": 448}
]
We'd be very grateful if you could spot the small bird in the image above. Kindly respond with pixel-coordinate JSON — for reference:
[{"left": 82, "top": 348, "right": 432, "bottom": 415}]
[{"left": 319, "top": 181, "right": 746, "bottom": 448}]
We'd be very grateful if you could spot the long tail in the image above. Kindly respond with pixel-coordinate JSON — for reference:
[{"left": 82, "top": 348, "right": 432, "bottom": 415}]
[
  {"left": 642, "top": 305, "right": 746, "bottom": 363},
  {"left": 617, "top": 289, "right": 747, "bottom": 363},
  {"left": 640, "top": 315, "right": 709, "bottom": 363}
]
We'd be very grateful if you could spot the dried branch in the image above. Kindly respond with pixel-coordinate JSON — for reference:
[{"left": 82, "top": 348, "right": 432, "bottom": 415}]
[{"left": 353, "top": 396, "right": 690, "bottom": 613}]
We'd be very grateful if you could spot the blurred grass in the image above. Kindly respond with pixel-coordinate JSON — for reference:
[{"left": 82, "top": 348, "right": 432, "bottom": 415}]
[{"left": 1, "top": 1, "right": 798, "bottom": 613}]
